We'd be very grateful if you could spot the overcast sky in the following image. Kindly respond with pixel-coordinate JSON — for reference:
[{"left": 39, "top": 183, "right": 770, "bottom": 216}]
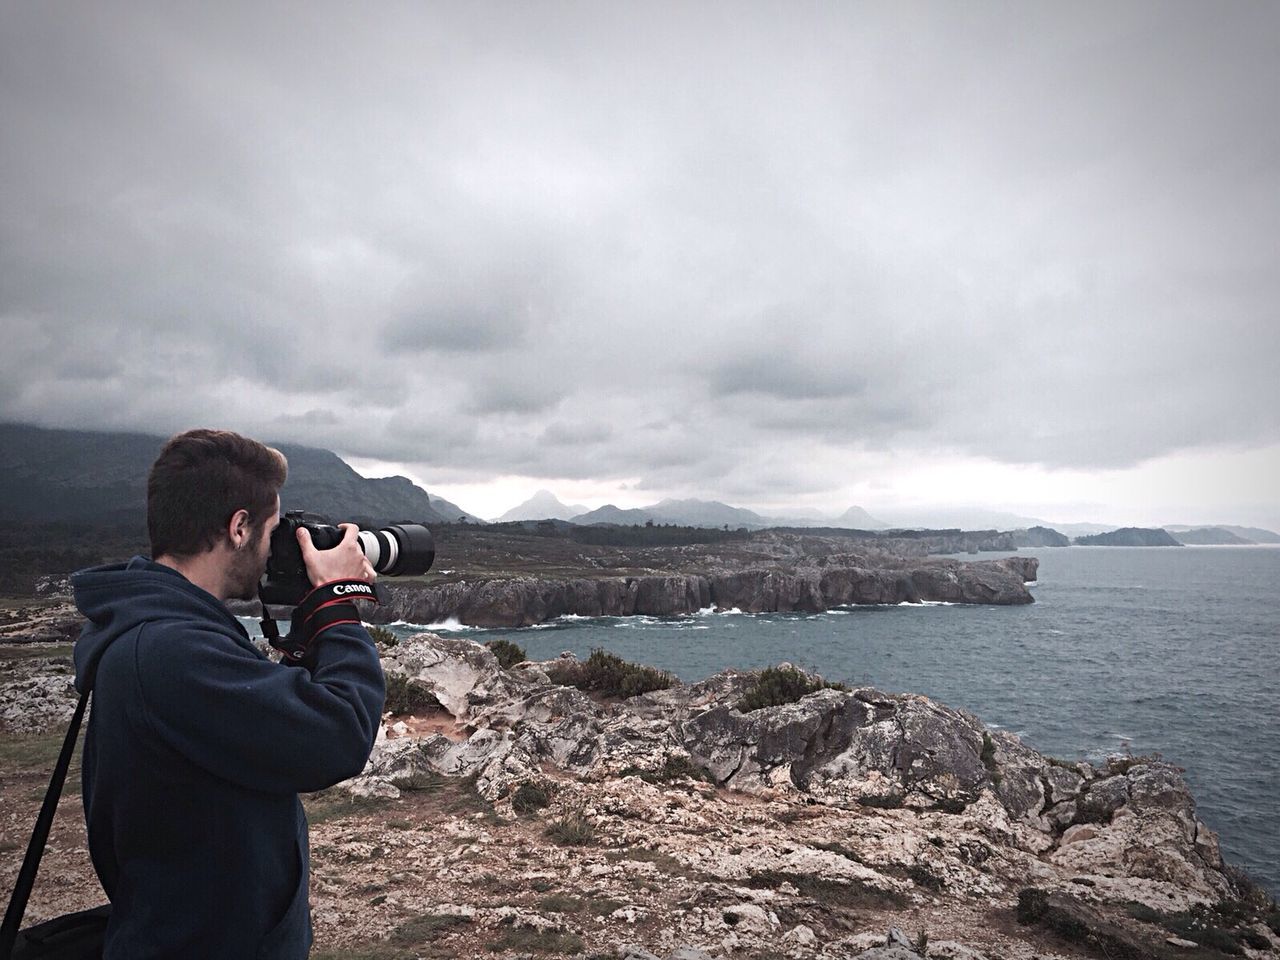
[{"left": 2, "top": 1, "right": 1277, "bottom": 527}]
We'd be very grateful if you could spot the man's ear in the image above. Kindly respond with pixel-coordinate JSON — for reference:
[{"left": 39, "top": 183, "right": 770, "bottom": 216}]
[{"left": 228, "top": 508, "right": 253, "bottom": 549}]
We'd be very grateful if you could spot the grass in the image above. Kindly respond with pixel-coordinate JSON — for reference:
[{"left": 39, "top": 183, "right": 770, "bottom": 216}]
[
  {"left": 736, "top": 665, "right": 847, "bottom": 712},
  {"left": 538, "top": 894, "right": 626, "bottom": 917},
  {"left": 486, "top": 638, "right": 527, "bottom": 669},
  {"left": 0, "top": 643, "right": 75, "bottom": 662},
  {"left": 620, "top": 754, "right": 715, "bottom": 785},
  {"left": 856, "top": 793, "right": 904, "bottom": 809},
  {"left": 365, "top": 624, "right": 397, "bottom": 648},
  {"left": 383, "top": 673, "right": 442, "bottom": 715},
  {"left": 980, "top": 731, "right": 1002, "bottom": 786},
  {"left": 0, "top": 727, "right": 78, "bottom": 772},
  {"left": 545, "top": 649, "right": 673, "bottom": 698},
  {"left": 512, "top": 780, "right": 552, "bottom": 814},
  {"left": 745, "top": 871, "right": 905, "bottom": 910},
  {"left": 486, "top": 928, "right": 584, "bottom": 954},
  {"left": 544, "top": 810, "right": 595, "bottom": 846},
  {"left": 604, "top": 845, "right": 698, "bottom": 878},
  {"left": 1125, "top": 898, "right": 1277, "bottom": 955},
  {"left": 390, "top": 913, "right": 472, "bottom": 943}
]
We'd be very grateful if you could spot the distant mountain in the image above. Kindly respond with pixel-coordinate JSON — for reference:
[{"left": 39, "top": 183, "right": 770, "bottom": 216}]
[
  {"left": 570, "top": 498, "right": 772, "bottom": 529},
  {"left": 570, "top": 504, "right": 656, "bottom": 525},
  {"left": 1165, "top": 524, "right": 1280, "bottom": 545},
  {"left": 832, "top": 505, "right": 891, "bottom": 529},
  {"left": 650, "top": 498, "right": 768, "bottom": 528},
  {"left": 1074, "top": 527, "right": 1182, "bottom": 547},
  {"left": 0, "top": 422, "right": 479, "bottom": 528},
  {"left": 1169, "top": 527, "right": 1252, "bottom": 546},
  {"left": 496, "top": 490, "right": 589, "bottom": 522}
]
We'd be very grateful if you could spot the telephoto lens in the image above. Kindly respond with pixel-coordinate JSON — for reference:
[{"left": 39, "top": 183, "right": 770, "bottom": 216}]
[
  {"left": 354, "top": 524, "right": 435, "bottom": 576},
  {"left": 259, "top": 512, "right": 435, "bottom": 606}
]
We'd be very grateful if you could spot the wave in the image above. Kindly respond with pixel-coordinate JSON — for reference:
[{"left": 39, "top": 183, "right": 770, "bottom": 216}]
[{"left": 389, "top": 617, "right": 477, "bottom": 633}]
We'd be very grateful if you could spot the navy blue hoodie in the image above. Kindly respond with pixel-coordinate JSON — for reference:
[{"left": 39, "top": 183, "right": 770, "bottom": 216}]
[{"left": 72, "top": 557, "right": 385, "bottom": 959}]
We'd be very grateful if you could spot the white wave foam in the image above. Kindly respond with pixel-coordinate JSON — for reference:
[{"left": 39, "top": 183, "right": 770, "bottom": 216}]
[{"left": 390, "top": 617, "right": 476, "bottom": 632}]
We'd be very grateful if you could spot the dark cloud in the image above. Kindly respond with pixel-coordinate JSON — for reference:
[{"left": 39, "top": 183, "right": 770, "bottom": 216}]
[{"left": 1, "top": 1, "right": 1277, "bottom": 517}]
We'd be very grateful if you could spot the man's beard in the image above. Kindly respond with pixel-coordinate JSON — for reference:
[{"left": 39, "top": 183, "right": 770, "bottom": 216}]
[{"left": 228, "top": 528, "right": 268, "bottom": 601}]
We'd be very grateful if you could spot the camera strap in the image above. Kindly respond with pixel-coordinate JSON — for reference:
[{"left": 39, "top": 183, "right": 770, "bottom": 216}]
[
  {"left": 0, "top": 667, "right": 101, "bottom": 957},
  {"left": 261, "top": 579, "right": 379, "bottom": 663}
]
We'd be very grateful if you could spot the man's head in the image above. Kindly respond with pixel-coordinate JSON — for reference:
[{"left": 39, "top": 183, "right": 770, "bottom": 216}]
[{"left": 148, "top": 429, "right": 288, "bottom": 599}]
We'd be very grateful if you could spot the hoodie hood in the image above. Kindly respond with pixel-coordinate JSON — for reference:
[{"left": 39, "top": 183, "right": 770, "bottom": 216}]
[{"left": 72, "top": 556, "right": 249, "bottom": 692}]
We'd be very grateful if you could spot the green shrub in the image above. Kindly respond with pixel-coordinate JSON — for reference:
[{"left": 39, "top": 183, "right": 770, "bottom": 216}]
[
  {"left": 383, "top": 674, "right": 441, "bottom": 715},
  {"left": 546, "top": 649, "right": 673, "bottom": 698},
  {"left": 620, "top": 754, "right": 715, "bottom": 785},
  {"left": 485, "top": 928, "right": 583, "bottom": 955},
  {"left": 737, "top": 665, "right": 846, "bottom": 712},
  {"left": 1016, "top": 888, "right": 1049, "bottom": 924},
  {"left": 366, "top": 624, "right": 397, "bottom": 648},
  {"left": 545, "top": 810, "right": 596, "bottom": 846},
  {"left": 512, "top": 780, "right": 551, "bottom": 814},
  {"left": 980, "top": 731, "right": 1002, "bottom": 786},
  {"left": 485, "top": 638, "right": 527, "bottom": 668},
  {"left": 390, "top": 914, "right": 471, "bottom": 944}
]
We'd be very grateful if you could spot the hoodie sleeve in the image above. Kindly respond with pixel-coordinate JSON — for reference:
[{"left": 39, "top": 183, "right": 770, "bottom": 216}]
[{"left": 134, "top": 620, "right": 385, "bottom": 794}]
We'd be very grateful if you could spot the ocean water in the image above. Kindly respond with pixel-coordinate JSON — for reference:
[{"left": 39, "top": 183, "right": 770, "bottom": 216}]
[{"left": 380, "top": 545, "right": 1280, "bottom": 894}]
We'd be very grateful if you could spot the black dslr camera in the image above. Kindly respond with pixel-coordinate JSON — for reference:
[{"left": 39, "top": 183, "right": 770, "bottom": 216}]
[{"left": 259, "top": 511, "right": 435, "bottom": 607}]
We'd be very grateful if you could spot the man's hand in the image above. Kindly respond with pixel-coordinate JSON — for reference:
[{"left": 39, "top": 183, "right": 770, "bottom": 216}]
[{"left": 297, "top": 523, "right": 376, "bottom": 586}]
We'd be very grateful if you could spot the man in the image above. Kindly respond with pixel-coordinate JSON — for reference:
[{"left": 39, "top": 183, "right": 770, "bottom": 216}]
[{"left": 71, "top": 428, "right": 385, "bottom": 959}]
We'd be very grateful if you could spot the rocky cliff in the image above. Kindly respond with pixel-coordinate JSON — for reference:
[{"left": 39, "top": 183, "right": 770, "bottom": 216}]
[
  {"left": 370, "top": 557, "right": 1038, "bottom": 628},
  {"left": 318, "top": 635, "right": 1277, "bottom": 959}
]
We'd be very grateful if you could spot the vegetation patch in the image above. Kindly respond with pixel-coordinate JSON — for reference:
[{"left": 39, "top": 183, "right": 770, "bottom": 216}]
[
  {"left": 390, "top": 913, "right": 472, "bottom": 944},
  {"left": 812, "top": 840, "right": 865, "bottom": 863},
  {"left": 486, "top": 638, "right": 527, "bottom": 669},
  {"left": 620, "top": 754, "right": 715, "bottom": 785},
  {"left": 302, "top": 792, "right": 391, "bottom": 826},
  {"left": 856, "top": 793, "right": 904, "bottom": 809},
  {"left": 980, "top": 732, "right": 1002, "bottom": 786},
  {"left": 383, "top": 673, "right": 442, "bottom": 715},
  {"left": 746, "top": 871, "right": 905, "bottom": 910},
  {"left": 736, "top": 665, "right": 847, "bottom": 712},
  {"left": 486, "top": 928, "right": 584, "bottom": 955},
  {"left": 906, "top": 863, "right": 945, "bottom": 891},
  {"left": 546, "top": 649, "right": 674, "bottom": 698},
  {"left": 512, "top": 780, "right": 552, "bottom": 814},
  {"left": 365, "top": 624, "right": 397, "bottom": 648},
  {"left": 544, "top": 810, "right": 596, "bottom": 846},
  {"left": 1125, "top": 898, "right": 1278, "bottom": 955}
]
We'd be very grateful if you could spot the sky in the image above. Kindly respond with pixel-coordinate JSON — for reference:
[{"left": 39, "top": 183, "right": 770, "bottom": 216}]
[{"left": 2, "top": 1, "right": 1278, "bottom": 527}]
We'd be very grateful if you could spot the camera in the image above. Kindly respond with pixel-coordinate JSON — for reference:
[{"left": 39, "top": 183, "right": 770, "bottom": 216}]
[{"left": 258, "top": 511, "right": 435, "bottom": 606}]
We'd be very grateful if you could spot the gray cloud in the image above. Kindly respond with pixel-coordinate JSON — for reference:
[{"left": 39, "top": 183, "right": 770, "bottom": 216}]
[{"left": 2, "top": 1, "right": 1278, "bottom": 515}]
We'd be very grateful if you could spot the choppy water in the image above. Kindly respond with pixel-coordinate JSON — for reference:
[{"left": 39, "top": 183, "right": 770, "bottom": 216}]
[{"left": 285, "top": 545, "right": 1280, "bottom": 893}]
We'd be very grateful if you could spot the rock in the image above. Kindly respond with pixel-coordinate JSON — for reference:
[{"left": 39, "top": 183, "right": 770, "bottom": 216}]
[
  {"left": 666, "top": 949, "right": 720, "bottom": 960},
  {"left": 372, "top": 556, "right": 1034, "bottom": 629},
  {"left": 618, "top": 947, "right": 661, "bottom": 960},
  {"left": 1166, "top": 936, "right": 1199, "bottom": 948},
  {"left": 853, "top": 949, "right": 922, "bottom": 960},
  {"left": 781, "top": 924, "right": 816, "bottom": 948},
  {"left": 887, "top": 927, "right": 915, "bottom": 949}
]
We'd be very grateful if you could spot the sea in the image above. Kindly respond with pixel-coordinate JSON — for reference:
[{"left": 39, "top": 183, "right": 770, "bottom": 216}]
[{"left": 258, "top": 545, "right": 1280, "bottom": 894}]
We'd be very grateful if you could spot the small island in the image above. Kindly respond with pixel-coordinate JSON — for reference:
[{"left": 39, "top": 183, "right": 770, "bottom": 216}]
[{"left": 1073, "top": 527, "right": 1183, "bottom": 547}]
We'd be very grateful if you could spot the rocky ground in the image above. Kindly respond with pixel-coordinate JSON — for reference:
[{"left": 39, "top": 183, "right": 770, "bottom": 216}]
[{"left": 3, "top": 627, "right": 1277, "bottom": 960}]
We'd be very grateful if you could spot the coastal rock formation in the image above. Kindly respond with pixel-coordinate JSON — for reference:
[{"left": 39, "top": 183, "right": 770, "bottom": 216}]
[
  {"left": 1011, "top": 526, "right": 1070, "bottom": 548},
  {"left": 372, "top": 557, "right": 1037, "bottom": 628},
  {"left": 350, "top": 634, "right": 1238, "bottom": 923},
  {"left": 1073, "top": 528, "right": 1182, "bottom": 547}
]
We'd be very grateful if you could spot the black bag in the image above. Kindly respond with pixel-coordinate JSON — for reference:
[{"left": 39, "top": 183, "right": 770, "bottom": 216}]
[
  {"left": 1, "top": 681, "right": 110, "bottom": 960},
  {"left": 7, "top": 906, "right": 109, "bottom": 960}
]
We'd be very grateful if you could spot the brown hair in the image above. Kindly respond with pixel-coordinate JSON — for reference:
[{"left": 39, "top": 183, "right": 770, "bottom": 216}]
[{"left": 147, "top": 429, "right": 288, "bottom": 558}]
